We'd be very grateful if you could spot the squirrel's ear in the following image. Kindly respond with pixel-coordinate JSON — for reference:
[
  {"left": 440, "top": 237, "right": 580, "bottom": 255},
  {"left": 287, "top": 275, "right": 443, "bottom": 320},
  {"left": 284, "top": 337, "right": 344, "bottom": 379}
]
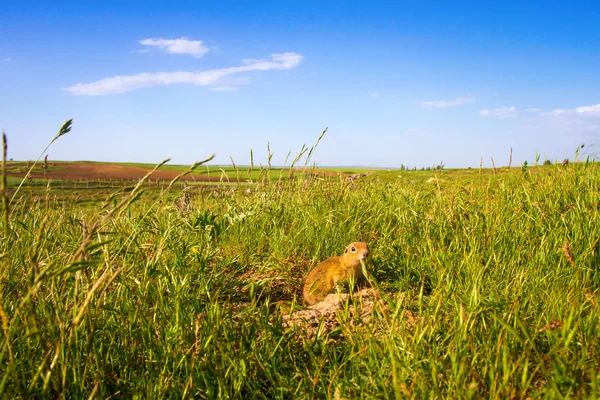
[{"left": 344, "top": 247, "right": 348, "bottom": 253}]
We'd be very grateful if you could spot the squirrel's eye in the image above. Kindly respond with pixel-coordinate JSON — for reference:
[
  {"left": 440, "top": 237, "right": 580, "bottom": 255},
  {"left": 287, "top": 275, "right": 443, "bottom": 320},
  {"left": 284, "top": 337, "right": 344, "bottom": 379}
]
[{"left": 351, "top": 246, "right": 356, "bottom": 252}]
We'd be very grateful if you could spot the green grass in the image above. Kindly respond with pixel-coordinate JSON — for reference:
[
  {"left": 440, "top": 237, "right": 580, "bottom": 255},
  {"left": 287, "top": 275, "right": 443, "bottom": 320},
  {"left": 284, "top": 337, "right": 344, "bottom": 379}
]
[
  {"left": 4, "top": 163, "right": 68, "bottom": 174},
  {"left": 1, "top": 158, "right": 599, "bottom": 398}
]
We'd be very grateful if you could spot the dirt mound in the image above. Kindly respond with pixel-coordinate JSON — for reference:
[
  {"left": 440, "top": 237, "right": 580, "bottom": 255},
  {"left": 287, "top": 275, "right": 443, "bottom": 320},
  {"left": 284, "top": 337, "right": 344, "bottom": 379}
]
[{"left": 282, "top": 288, "right": 421, "bottom": 338}]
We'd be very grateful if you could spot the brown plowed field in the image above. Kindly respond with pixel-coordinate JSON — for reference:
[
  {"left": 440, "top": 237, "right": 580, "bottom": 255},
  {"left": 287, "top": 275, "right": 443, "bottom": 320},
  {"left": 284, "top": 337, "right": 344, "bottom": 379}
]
[
  {"left": 6, "top": 162, "right": 350, "bottom": 182},
  {"left": 7, "top": 163, "right": 222, "bottom": 182}
]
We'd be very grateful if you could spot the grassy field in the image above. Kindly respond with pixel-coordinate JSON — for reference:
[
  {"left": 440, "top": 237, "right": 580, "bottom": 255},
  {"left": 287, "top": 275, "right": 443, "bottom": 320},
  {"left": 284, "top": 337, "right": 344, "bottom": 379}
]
[{"left": 1, "top": 153, "right": 599, "bottom": 397}]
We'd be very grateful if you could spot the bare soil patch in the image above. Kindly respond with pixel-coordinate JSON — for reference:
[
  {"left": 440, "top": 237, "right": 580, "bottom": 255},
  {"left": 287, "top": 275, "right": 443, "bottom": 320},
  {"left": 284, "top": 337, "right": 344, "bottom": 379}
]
[
  {"left": 7, "top": 162, "right": 223, "bottom": 182},
  {"left": 282, "top": 288, "right": 421, "bottom": 338}
]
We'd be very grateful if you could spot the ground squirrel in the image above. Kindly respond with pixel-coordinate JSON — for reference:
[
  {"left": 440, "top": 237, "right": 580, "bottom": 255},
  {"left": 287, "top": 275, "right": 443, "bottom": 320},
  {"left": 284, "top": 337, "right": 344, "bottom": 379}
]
[{"left": 303, "top": 242, "right": 370, "bottom": 306}]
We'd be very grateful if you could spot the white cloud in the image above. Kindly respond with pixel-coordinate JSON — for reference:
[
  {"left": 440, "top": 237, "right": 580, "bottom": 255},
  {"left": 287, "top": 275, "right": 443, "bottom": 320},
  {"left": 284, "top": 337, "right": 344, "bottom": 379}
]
[
  {"left": 67, "top": 52, "right": 303, "bottom": 96},
  {"left": 139, "top": 37, "right": 209, "bottom": 58},
  {"left": 480, "top": 106, "right": 517, "bottom": 119},
  {"left": 371, "top": 93, "right": 379, "bottom": 99},
  {"left": 210, "top": 86, "right": 237, "bottom": 91},
  {"left": 526, "top": 108, "right": 541, "bottom": 113},
  {"left": 543, "top": 103, "right": 600, "bottom": 133},
  {"left": 550, "top": 104, "right": 600, "bottom": 117},
  {"left": 421, "top": 96, "right": 475, "bottom": 108},
  {"left": 576, "top": 104, "right": 600, "bottom": 116}
]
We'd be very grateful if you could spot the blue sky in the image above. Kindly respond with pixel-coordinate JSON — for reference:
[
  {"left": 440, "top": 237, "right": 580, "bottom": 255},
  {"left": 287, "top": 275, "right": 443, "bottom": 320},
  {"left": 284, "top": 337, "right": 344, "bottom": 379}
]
[{"left": 1, "top": 0, "right": 599, "bottom": 168}]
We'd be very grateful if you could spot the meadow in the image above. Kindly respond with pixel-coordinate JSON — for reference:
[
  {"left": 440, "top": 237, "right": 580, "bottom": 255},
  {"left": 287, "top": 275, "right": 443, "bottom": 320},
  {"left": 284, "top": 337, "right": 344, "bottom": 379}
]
[{"left": 1, "top": 127, "right": 599, "bottom": 398}]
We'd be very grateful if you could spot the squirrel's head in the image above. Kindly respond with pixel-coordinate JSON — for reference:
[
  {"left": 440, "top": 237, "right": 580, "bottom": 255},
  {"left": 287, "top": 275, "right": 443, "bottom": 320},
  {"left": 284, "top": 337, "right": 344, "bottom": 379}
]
[{"left": 344, "top": 242, "right": 369, "bottom": 261}]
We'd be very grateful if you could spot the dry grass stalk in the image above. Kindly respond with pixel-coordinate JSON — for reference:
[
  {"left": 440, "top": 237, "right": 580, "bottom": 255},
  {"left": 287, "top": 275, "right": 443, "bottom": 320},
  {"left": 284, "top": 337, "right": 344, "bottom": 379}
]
[
  {"left": 532, "top": 202, "right": 545, "bottom": 223},
  {"left": 562, "top": 243, "right": 575, "bottom": 267},
  {"left": 1, "top": 133, "right": 8, "bottom": 235},
  {"left": 0, "top": 297, "right": 13, "bottom": 363},
  {"left": 538, "top": 320, "right": 563, "bottom": 332},
  {"left": 176, "top": 184, "right": 192, "bottom": 214},
  {"left": 72, "top": 267, "right": 113, "bottom": 326}
]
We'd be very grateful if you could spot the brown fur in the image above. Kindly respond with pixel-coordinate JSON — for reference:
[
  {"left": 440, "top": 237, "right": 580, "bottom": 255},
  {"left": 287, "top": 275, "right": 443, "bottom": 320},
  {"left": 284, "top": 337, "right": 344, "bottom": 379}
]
[{"left": 303, "top": 242, "right": 369, "bottom": 306}]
